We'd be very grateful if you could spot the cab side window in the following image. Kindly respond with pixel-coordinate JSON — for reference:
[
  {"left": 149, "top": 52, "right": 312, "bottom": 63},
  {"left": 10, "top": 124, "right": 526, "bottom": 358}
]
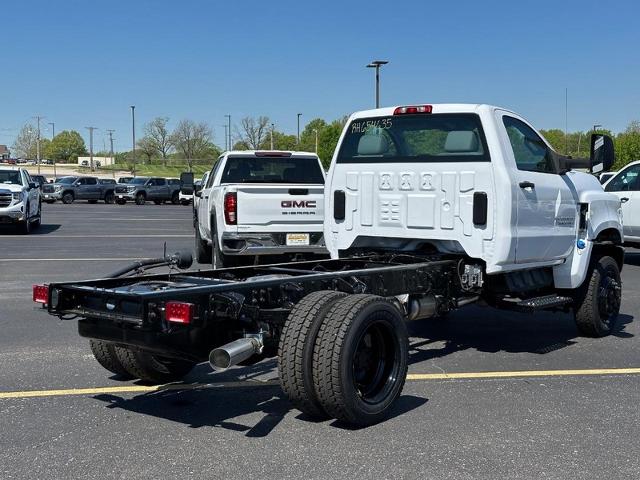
[
  {"left": 503, "top": 116, "right": 556, "bottom": 174},
  {"left": 605, "top": 165, "right": 640, "bottom": 192},
  {"left": 86, "top": 177, "right": 97, "bottom": 185}
]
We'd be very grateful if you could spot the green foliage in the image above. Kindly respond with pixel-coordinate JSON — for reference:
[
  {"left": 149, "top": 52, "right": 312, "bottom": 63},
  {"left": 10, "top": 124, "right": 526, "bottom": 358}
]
[
  {"left": 614, "top": 131, "right": 640, "bottom": 170},
  {"left": 47, "top": 130, "right": 88, "bottom": 162}
]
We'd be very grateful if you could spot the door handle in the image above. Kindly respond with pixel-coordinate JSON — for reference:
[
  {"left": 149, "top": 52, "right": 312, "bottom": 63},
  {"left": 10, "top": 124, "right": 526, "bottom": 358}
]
[
  {"left": 621, "top": 197, "right": 629, "bottom": 203},
  {"left": 519, "top": 181, "right": 535, "bottom": 189}
]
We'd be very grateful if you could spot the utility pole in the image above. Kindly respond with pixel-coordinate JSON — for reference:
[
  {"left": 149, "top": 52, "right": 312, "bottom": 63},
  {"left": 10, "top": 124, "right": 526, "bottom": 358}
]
[
  {"left": 130, "top": 105, "right": 136, "bottom": 177},
  {"left": 564, "top": 87, "right": 568, "bottom": 155},
  {"left": 222, "top": 125, "right": 229, "bottom": 151},
  {"left": 313, "top": 128, "right": 319, "bottom": 153},
  {"left": 33, "top": 115, "right": 44, "bottom": 174},
  {"left": 107, "top": 129, "right": 116, "bottom": 178},
  {"left": 297, "top": 113, "right": 302, "bottom": 145},
  {"left": 85, "top": 127, "right": 98, "bottom": 171},
  {"left": 366, "top": 60, "right": 389, "bottom": 108},
  {"left": 270, "top": 123, "right": 274, "bottom": 150},
  {"left": 48, "top": 122, "right": 55, "bottom": 139},
  {"left": 225, "top": 115, "right": 231, "bottom": 151}
]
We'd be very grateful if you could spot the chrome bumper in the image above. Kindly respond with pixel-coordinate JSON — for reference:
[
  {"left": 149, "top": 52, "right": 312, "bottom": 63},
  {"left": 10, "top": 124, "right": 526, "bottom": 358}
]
[{"left": 220, "top": 232, "right": 327, "bottom": 256}]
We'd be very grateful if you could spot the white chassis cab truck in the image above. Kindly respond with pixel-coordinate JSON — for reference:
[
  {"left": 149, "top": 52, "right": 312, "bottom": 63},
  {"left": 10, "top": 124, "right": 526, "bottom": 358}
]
[
  {"left": 39, "top": 104, "right": 623, "bottom": 427},
  {"left": 192, "top": 150, "right": 328, "bottom": 268}
]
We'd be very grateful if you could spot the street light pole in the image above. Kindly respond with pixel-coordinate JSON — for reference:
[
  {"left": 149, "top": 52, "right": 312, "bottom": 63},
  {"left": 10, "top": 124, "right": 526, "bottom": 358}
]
[
  {"left": 313, "top": 128, "right": 318, "bottom": 153},
  {"left": 33, "top": 115, "right": 44, "bottom": 174},
  {"left": 85, "top": 127, "right": 97, "bottom": 171},
  {"left": 225, "top": 115, "right": 231, "bottom": 151},
  {"left": 297, "top": 113, "right": 302, "bottom": 145},
  {"left": 222, "top": 125, "right": 229, "bottom": 151},
  {"left": 366, "top": 60, "right": 388, "bottom": 108},
  {"left": 270, "top": 123, "right": 274, "bottom": 150},
  {"left": 130, "top": 106, "right": 136, "bottom": 177},
  {"left": 107, "top": 129, "right": 115, "bottom": 178},
  {"left": 48, "top": 122, "right": 55, "bottom": 139}
]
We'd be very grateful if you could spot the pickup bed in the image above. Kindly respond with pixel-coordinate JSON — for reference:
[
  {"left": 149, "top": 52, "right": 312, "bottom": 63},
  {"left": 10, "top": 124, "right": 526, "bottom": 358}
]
[
  {"left": 36, "top": 103, "right": 623, "bottom": 427},
  {"left": 194, "top": 151, "right": 327, "bottom": 267}
]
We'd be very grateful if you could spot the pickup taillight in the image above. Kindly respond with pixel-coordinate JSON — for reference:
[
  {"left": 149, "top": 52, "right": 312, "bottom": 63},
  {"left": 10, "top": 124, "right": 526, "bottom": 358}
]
[{"left": 224, "top": 192, "right": 237, "bottom": 225}]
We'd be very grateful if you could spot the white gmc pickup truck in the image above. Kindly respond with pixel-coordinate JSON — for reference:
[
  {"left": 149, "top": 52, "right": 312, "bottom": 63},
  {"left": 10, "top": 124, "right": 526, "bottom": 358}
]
[{"left": 193, "top": 151, "right": 327, "bottom": 267}]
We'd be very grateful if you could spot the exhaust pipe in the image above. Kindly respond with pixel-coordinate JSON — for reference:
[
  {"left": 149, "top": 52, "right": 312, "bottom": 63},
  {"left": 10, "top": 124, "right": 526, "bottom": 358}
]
[
  {"left": 209, "top": 336, "right": 262, "bottom": 371},
  {"left": 407, "top": 295, "right": 438, "bottom": 320}
]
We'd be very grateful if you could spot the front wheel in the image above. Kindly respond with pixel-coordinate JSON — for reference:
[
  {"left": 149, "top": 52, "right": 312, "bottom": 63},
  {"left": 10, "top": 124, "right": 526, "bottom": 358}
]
[
  {"left": 135, "top": 193, "right": 146, "bottom": 205},
  {"left": 574, "top": 255, "right": 621, "bottom": 337},
  {"left": 312, "top": 294, "right": 408, "bottom": 426},
  {"left": 171, "top": 192, "right": 180, "bottom": 205},
  {"left": 62, "top": 192, "right": 74, "bottom": 204},
  {"left": 104, "top": 192, "right": 115, "bottom": 204}
]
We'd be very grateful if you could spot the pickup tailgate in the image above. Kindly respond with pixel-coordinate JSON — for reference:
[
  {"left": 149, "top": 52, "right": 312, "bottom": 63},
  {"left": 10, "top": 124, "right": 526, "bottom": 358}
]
[{"left": 235, "top": 184, "right": 324, "bottom": 231}]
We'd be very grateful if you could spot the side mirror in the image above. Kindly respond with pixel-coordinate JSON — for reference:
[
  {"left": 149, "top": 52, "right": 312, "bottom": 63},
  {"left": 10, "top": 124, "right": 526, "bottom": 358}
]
[
  {"left": 590, "top": 134, "right": 615, "bottom": 174},
  {"left": 180, "top": 171, "right": 194, "bottom": 195},
  {"left": 28, "top": 182, "right": 38, "bottom": 189}
]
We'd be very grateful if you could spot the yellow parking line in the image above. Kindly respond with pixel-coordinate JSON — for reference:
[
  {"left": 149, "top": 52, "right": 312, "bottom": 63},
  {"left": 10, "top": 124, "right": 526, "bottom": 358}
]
[
  {"left": 0, "top": 380, "right": 279, "bottom": 399},
  {"left": 406, "top": 367, "right": 640, "bottom": 380},
  {"left": 1, "top": 368, "right": 639, "bottom": 400}
]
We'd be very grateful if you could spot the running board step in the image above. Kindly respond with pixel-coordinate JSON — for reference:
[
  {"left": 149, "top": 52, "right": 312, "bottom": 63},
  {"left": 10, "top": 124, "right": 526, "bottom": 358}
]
[{"left": 514, "top": 294, "right": 573, "bottom": 312}]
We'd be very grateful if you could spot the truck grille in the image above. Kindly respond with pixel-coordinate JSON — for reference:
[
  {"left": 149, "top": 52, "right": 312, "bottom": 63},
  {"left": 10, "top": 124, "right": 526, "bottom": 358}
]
[
  {"left": 115, "top": 186, "right": 128, "bottom": 194},
  {"left": 42, "top": 185, "right": 55, "bottom": 193},
  {"left": 0, "top": 191, "right": 12, "bottom": 207}
]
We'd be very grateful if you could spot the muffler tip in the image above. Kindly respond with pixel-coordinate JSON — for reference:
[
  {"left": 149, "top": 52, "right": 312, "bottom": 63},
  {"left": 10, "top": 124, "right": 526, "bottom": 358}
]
[{"left": 209, "top": 349, "right": 232, "bottom": 370}]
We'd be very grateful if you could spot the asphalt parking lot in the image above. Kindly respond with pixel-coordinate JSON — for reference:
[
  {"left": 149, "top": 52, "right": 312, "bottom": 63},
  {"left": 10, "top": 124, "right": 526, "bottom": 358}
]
[{"left": 1, "top": 203, "right": 639, "bottom": 479}]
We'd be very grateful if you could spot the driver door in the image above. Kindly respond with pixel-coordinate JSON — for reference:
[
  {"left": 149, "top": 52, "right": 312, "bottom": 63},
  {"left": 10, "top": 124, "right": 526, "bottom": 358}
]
[{"left": 498, "top": 113, "right": 577, "bottom": 264}]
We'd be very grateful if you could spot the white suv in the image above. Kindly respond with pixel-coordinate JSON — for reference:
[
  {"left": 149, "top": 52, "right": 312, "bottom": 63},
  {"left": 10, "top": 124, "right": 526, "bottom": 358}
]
[{"left": 0, "top": 167, "right": 42, "bottom": 234}]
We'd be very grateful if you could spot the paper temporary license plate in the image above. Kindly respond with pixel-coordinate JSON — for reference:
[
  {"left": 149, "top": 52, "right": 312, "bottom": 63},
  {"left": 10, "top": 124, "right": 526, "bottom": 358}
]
[
  {"left": 118, "top": 195, "right": 124, "bottom": 198},
  {"left": 286, "top": 233, "right": 310, "bottom": 246}
]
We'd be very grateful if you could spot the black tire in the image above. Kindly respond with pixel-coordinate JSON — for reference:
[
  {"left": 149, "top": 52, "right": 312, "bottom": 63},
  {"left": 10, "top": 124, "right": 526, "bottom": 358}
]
[
  {"left": 32, "top": 202, "right": 41, "bottom": 229},
  {"left": 104, "top": 191, "right": 115, "bottom": 204},
  {"left": 313, "top": 294, "right": 409, "bottom": 426},
  {"left": 19, "top": 205, "right": 31, "bottom": 234},
  {"left": 62, "top": 192, "right": 74, "bottom": 204},
  {"left": 89, "top": 340, "right": 134, "bottom": 379},
  {"left": 171, "top": 192, "right": 180, "bottom": 205},
  {"left": 195, "top": 225, "right": 212, "bottom": 264},
  {"left": 88, "top": 199, "right": 98, "bottom": 204},
  {"left": 114, "top": 346, "right": 195, "bottom": 384},
  {"left": 135, "top": 193, "right": 145, "bottom": 205},
  {"left": 278, "top": 291, "right": 347, "bottom": 418},
  {"left": 212, "top": 238, "right": 247, "bottom": 268},
  {"left": 116, "top": 198, "right": 126, "bottom": 205},
  {"left": 153, "top": 200, "right": 163, "bottom": 205},
  {"left": 574, "top": 255, "right": 621, "bottom": 337}
]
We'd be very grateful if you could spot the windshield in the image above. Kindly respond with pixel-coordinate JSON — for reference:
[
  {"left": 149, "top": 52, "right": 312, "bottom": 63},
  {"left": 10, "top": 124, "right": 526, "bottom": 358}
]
[
  {"left": 221, "top": 156, "right": 324, "bottom": 184},
  {"left": 129, "top": 178, "right": 149, "bottom": 185},
  {"left": 337, "top": 113, "right": 489, "bottom": 163},
  {"left": 0, "top": 171, "right": 21, "bottom": 185},
  {"left": 56, "top": 177, "right": 77, "bottom": 184}
]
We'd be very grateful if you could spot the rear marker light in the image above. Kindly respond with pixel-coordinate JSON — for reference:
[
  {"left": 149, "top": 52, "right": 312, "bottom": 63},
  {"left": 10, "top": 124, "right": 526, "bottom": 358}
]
[
  {"left": 166, "top": 302, "right": 194, "bottom": 324},
  {"left": 393, "top": 105, "right": 433, "bottom": 115},
  {"left": 33, "top": 284, "right": 49, "bottom": 304},
  {"left": 224, "top": 192, "right": 237, "bottom": 225}
]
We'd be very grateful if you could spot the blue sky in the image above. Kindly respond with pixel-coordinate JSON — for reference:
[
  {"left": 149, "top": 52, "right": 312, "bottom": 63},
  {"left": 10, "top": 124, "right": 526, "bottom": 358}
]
[{"left": 1, "top": 0, "right": 639, "bottom": 152}]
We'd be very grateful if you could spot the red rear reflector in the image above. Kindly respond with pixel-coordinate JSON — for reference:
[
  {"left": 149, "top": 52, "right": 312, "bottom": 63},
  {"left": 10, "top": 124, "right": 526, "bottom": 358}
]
[
  {"left": 166, "top": 302, "right": 194, "bottom": 324},
  {"left": 33, "top": 284, "right": 49, "bottom": 304},
  {"left": 224, "top": 192, "right": 237, "bottom": 225},
  {"left": 393, "top": 105, "right": 433, "bottom": 115}
]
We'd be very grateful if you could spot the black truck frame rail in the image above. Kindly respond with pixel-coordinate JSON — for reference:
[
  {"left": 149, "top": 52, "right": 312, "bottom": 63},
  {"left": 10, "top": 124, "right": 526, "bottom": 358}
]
[{"left": 42, "top": 254, "right": 466, "bottom": 362}]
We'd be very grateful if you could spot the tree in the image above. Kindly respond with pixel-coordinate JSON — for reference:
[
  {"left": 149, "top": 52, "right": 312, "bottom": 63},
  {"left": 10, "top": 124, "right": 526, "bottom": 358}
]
[
  {"left": 143, "top": 117, "right": 174, "bottom": 166},
  {"left": 136, "top": 137, "right": 156, "bottom": 164},
  {"left": 316, "top": 117, "right": 348, "bottom": 167},
  {"left": 171, "top": 120, "right": 214, "bottom": 170},
  {"left": 12, "top": 124, "right": 38, "bottom": 159},
  {"left": 299, "top": 118, "right": 328, "bottom": 153},
  {"left": 236, "top": 116, "right": 270, "bottom": 149},
  {"left": 258, "top": 130, "right": 297, "bottom": 150},
  {"left": 47, "top": 130, "right": 87, "bottom": 163}
]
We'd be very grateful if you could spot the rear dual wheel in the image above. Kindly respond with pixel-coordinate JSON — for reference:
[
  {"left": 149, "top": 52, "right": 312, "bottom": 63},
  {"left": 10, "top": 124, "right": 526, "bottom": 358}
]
[
  {"left": 90, "top": 340, "right": 195, "bottom": 384},
  {"left": 279, "top": 292, "right": 408, "bottom": 426}
]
